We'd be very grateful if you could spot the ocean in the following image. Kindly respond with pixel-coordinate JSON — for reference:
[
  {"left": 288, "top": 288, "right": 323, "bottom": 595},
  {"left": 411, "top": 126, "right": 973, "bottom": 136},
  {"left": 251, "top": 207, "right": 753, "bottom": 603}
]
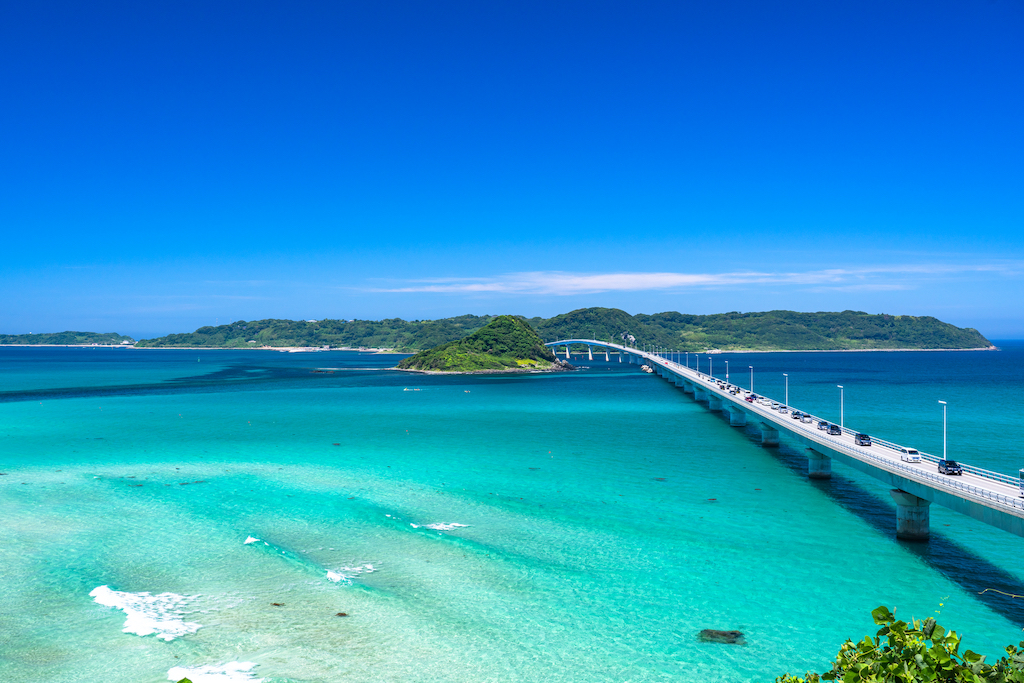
[{"left": 1, "top": 344, "right": 1023, "bottom": 683}]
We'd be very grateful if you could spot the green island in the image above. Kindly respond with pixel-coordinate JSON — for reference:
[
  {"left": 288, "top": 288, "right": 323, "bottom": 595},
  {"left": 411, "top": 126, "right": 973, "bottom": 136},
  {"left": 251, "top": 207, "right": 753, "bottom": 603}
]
[
  {"left": 396, "top": 315, "right": 562, "bottom": 372},
  {"left": 8, "top": 308, "right": 992, "bottom": 352},
  {"left": 0, "top": 331, "right": 135, "bottom": 346}
]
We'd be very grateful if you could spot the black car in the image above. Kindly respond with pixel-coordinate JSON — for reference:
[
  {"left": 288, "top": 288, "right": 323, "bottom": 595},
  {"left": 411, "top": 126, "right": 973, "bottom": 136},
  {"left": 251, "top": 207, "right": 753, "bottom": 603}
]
[
  {"left": 791, "top": 411, "right": 803, "bottom": 419},
  {"left": 817, "top": 421, "right": 829, "bottom": 430},
  {"left": 854, "top": 433, "right": 872, "bottom": 446},
  {"left": 827, "top": 424, "right": 842, "bottom": 435},
  {"left": 938, "top": 459, "right": 963, "bottom": 475}
]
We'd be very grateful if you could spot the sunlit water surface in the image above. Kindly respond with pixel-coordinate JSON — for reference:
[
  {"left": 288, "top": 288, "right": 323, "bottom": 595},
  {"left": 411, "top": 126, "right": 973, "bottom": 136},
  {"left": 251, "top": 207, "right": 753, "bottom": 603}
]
[{"left": 1, "top": 344, "right": 1023, "bottom": 683}]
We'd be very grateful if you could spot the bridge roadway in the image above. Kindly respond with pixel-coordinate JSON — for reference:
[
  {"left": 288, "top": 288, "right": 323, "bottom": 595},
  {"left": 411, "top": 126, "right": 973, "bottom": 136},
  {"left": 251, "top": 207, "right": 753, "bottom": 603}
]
[{"left": 546, "top": 339, "right": 1024, "bottom": 540}]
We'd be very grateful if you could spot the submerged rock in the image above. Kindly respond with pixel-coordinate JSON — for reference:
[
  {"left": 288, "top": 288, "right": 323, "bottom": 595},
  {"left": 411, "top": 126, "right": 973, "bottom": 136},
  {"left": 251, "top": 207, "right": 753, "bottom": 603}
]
[{"left": 698, "top": 629, "right": 745, "bottom": 644}]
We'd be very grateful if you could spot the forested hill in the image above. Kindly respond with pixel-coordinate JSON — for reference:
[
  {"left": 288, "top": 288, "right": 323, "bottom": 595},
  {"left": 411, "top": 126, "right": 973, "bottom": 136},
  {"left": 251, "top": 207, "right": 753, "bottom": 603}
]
[
  {"left": 133, "top": 315, "right": 495, "bottom": 350},
  {"left": 0, "top": 331, "right": 135, "bottom": 345},
  {"left": 397, "top": 315, "right": 557, "bottom": 371},
  {"left": 128, "top": 308, "right": 991, "bottom": 351},
  {"left": 530, "top": 308, "right": 992, "bottom": 351}
]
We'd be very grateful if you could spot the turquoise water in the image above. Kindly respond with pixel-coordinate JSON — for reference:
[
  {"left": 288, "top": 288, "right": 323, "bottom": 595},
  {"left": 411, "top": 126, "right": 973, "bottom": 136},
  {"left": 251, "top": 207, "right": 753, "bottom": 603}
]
[{"left": 1, "top": 346, "right": 1023, "bottom": 683}]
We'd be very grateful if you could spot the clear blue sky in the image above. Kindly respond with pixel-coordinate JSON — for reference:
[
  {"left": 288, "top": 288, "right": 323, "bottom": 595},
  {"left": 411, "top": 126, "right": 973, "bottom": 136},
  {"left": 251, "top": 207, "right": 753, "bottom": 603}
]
[{"left": 2, "top": 1, "right": 1022, "bottom": 339}]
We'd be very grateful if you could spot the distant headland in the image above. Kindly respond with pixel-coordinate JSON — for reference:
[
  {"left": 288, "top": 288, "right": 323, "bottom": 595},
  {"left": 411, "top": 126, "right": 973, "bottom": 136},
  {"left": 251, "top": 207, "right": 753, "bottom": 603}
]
[{"left": 2, "top": 308, "right": 993, "bottom": 353}]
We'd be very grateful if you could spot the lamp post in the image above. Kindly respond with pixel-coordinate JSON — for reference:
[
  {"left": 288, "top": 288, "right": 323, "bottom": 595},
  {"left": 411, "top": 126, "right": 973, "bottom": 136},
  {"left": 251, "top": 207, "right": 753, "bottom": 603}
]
[
  {"left": 725, "top": 360, "right": 729, "bottom": 385},
  {"left": 686, "top": 352, "right": 689, "bottom": 369},
  {"left": 837, "top": 385, "right": 844, "bottom": 429},
  {"left": 749, "top": 366, "right": 753, "bottom": 393},
  {"left": 783, "top": 373, "right": 788, "bottom": 406},
  {"left": 939, "top": 400, "right": 947, "bottom": 460},
  {"left": 695, "top": 355, "right": 699, "bottom": 376}
]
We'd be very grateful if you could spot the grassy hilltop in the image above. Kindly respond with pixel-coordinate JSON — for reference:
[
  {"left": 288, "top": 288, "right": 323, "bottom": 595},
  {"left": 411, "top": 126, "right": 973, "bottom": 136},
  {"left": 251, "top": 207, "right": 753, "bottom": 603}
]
[{"left": 397, "top": 316, "right": 558, "bottom": 372}]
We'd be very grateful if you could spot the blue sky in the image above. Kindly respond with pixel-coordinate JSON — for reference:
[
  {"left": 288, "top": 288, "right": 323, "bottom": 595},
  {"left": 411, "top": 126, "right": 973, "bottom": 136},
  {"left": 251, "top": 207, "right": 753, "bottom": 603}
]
[{"left": 2, "top": 1, "right": 1022, "bottom": 339}]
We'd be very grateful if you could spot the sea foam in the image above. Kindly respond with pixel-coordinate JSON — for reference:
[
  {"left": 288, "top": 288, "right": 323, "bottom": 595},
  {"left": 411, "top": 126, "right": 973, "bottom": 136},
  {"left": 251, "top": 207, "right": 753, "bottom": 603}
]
[
  {"left": 166, "top": 661, "right": 263, "bottom": 682},
  {"left": 90, "top": 585, "right": 201, "bottom": 641},
  {"left": 410, "top": 522, "right": 470, "bottom": 531},
  {"left": 327, "top": 563, "right": 377, "bottom": 583}
]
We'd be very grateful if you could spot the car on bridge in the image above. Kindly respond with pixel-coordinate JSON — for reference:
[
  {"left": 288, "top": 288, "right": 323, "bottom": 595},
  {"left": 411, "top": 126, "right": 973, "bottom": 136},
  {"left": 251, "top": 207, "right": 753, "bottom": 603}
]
[
  {"left": 828, "top": 424, "right": 842, "bottom": 435},
  {"left": 938, "top": 459, "right": 963, "bottom": 475},
  {"left": 791, "top": 411, "right": 803, "bottom": 419},
  {"left": 855, "top": 433, "right": 872, "bottom": 446},
  {"left": 800, "top": 414, "right": 813, "bottom": 424},
  {"left": 898, "top": 447, "right": 922, "bottom": 463},
  {"left": 779, "top": 406, "right": 790, "bottom": 414},
  {"left": 817, "top": 420, "right": 829, "bottom": 430}
]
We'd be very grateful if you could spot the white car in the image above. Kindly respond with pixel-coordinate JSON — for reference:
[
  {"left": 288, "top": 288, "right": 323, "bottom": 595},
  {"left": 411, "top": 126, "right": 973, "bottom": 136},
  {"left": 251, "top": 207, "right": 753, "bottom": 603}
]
[{"left": 899, "top": 447, "right": 922, "bottom": 463}]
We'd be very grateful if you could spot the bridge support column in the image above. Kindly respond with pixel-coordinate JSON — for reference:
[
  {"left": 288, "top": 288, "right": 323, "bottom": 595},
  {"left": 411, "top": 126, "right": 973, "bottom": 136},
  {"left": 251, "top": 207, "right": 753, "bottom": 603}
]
[
  {"left": 605, "top": 349, "right": 610, "bottom": 361},
  {"left": 759, "top": 423, "right": 779, "bottom": 446},
  {"left": 618, "top": 351, "right": 621, "bottom": 363},
  {"left": 588, "top": 346, "right": 593, "bottom": 361},
  {"left": 694, "top": 388, "right": 708, "bottom": 402},
  {"left": 889, "top": 490, "right": 931, "bottom": 541},
  {"left": 726, "top": 406, "right": 747, "bottom": 426},
  {"left": 674, "top": 375, "right": 685, "bottom": 387},
  {"left": 708, "top": 395, "right": 723, "bottom": 410},
  {"left": 806, "top": 449, "right": 832, "bottom": 479},
  {"left": 682, "top": 381, "right": 694, "bottom": 394},
  {"left": 564, "top": 346, "right": 570, "bottom": 360}
]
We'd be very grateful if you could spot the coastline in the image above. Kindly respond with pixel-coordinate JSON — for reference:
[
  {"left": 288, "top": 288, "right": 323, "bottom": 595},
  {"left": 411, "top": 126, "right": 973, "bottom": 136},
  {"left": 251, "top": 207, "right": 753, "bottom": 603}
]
[
  {"left": 0, "top": 344, "right": 998, "bottom": 353},
  {"left": 394, "top": 364, "right": 575, "bottom": 375}
]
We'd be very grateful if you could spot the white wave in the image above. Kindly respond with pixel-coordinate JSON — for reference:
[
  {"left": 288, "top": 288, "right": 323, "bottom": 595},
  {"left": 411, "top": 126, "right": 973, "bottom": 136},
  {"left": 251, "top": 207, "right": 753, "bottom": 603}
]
[
  {"left": 327, "top": 563, "right": 377, "bottom": 584},
  {"left": 90, "top": 585, "right": 201, "bottom": 641},
  {"left": 167, "top": 661, "right": 263, "bottom": 682},
  {"left": 410, "top": 522, "right": 470, "bottom": 531},
  {"left": 243, "top": 536, "right": 260, "bottom": 545}
]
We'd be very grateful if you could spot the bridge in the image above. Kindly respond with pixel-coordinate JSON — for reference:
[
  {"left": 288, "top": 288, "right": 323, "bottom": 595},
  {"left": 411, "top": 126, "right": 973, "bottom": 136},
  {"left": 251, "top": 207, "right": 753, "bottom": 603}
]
[{"left": 546, "top": 339, "right": 1024, "bottom": 540}]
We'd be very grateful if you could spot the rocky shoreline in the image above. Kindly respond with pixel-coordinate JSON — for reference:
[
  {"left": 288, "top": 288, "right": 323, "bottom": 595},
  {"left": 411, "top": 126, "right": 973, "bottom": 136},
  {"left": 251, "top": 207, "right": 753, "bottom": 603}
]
[{"left": 394, "top": 359, "right": 576, "bottom": 375}]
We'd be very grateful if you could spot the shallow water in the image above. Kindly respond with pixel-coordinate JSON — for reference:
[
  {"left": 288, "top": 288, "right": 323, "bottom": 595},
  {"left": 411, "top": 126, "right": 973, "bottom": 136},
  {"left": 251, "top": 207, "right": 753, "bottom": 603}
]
[{"left": 1, "top": 345, "right": 1022, "bottom": 682}]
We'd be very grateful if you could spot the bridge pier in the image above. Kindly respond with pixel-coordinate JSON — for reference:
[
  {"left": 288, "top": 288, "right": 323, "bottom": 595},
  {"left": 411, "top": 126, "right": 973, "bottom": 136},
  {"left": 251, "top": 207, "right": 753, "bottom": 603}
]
[
  {"left": 564, "top": 345, "right": 570, "bottom": 360},
  {"left": 725, "top": 406, "right": 747, "bottom": 426},
  {"left": 618, "top": 351, "right": 621, "bottom": 363},
  {"left": 605, "top": 349, "right": 610, "bottom": 361},
  {"left": 681, "top": 381, "right": 694, "bottom": 394},
  {"left": 694, "top": 388, "right": 709, "bottom": 402},
  {"left": 708, "top": 395, "right": 723, "bottom": 410},
  {"left": 588, "top": 346, "right": 593, "bottom": 361},
  {"left": 759, "top": 423, "right": 779, "bottom": 446},
  {"left": 890, "top": 490, "right": 931, "bottom": 541},
  {"left": 806, "top": 448, "right": 832, "bottom": 479}
]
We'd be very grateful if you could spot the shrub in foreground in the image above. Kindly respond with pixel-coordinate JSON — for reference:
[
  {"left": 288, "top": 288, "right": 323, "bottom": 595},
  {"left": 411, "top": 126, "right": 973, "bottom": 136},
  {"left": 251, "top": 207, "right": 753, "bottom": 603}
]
[{"left": 776, "top": 606, "right": 1024, "bottom": 683}]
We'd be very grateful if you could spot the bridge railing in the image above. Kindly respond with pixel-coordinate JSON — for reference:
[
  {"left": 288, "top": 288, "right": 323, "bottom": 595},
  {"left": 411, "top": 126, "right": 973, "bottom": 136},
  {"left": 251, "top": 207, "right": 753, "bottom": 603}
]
[
  {"left": 550, "top": 341, "right": 1023, "bottom": 498},
  {"left": 641, "top": 351, "right": 1024, "bottom": 498}
]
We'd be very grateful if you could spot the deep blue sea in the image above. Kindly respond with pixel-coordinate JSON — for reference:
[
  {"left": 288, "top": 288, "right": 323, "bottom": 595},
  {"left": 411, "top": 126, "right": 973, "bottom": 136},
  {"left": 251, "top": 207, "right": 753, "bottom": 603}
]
[{"left": 2, "top": 344, "right": 1023, "bottom": 683}]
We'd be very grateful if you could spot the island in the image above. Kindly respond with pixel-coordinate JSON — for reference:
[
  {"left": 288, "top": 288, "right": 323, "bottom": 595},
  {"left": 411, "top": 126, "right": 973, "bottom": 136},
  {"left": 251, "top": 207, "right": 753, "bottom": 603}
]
[
  {"left": 396, "top": 315, "right": 569, "bottom": 373},
  {"left": 7, "top": 308, "right": 993, "bottom": 352}
]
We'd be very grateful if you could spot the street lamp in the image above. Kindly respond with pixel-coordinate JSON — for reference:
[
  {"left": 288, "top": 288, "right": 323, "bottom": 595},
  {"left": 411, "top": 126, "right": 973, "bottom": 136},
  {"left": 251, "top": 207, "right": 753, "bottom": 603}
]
[
  {"left": 725, "top": 360, "right": 729, "bottom": 385},
  {"left": 837, "top": 385, "right": 844, "bottom": 429},
  {"left": 749, "top": 366, "right": 754, "bottom": 393},
  {"left": 710, "top": 356, "right": 713, "bottom": 379},
  {"left": 783, "top": 373, "right": 788, "bottom": 406},
  {"left": 939, "top": 400, "right": 947, "bottom": 460}
]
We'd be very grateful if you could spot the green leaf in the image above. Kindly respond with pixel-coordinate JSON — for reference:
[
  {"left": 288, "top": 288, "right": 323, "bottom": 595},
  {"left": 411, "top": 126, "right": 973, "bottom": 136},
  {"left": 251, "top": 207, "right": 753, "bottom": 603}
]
[{"left": 871, "top": 606, "right": 894, "bottom": 625}]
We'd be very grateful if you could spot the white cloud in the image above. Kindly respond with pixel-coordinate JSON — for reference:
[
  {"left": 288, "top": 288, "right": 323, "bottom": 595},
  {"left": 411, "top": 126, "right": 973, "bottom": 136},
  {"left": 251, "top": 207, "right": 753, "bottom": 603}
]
[{"left": 368, "top": 263, "right": 1019, "bottom": 296}]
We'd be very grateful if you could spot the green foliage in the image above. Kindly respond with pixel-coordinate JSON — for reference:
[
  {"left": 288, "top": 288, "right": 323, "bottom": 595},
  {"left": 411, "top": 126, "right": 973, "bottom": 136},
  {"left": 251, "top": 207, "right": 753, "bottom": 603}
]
[
  {"left": 534, "top": 308, "right": 991, "bottom": 352},
  {"left": 397, "top": 315, "right": 556, "bottom": 371},
  {"left": 133, "top": 315, "right": 495, "bottom": 350},
  {"left": 126, "top": 308, "right": 990, "bottom": 352},
  {"left": 776, "top": 606, "right": 1024, "bottom": 683},
  {"left": 0, "top": 331, "right": 135, "bottom": 345}
]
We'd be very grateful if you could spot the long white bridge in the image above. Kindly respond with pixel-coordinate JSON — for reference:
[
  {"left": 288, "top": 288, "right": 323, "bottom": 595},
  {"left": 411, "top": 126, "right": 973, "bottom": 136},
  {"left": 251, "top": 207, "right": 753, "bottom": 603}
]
[{"left": 547, "top": 339, "right": 1024, "bottom": 540}]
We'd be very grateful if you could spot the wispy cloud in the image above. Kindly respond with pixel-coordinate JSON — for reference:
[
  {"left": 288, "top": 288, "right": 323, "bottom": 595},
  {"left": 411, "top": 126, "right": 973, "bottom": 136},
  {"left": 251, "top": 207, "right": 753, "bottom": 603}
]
[{"left": 368, "top": 263, "right": 1020, "bottom": 296}]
